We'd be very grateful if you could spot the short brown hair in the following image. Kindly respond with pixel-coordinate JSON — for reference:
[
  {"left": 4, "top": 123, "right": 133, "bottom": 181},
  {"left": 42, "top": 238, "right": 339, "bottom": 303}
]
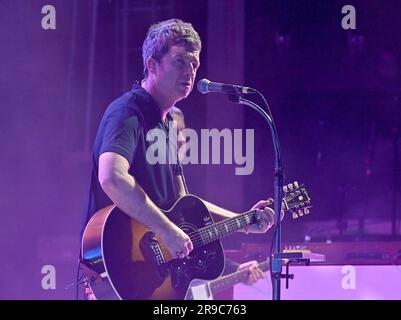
[{"left": 142, "top": 19, "right": 202, "bottom": 78}]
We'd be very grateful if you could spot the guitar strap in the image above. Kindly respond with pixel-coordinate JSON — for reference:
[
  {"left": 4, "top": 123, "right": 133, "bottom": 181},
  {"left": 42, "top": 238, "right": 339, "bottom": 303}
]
[
  {"left": 80, "top": 171, "right": 96, "bottom": 252},
  {"left": 180, "top": 170, "right": 189, "bottom": 195}
]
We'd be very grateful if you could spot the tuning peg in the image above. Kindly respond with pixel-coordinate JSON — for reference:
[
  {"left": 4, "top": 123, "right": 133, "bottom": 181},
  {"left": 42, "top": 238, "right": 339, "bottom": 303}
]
[
  {"left": 283, "top": 185, "right": 288, "bottom": 193},
  {"left": 297, "top": 209, "right": 304, "bottom": 217},
  {"left": 304, "top": 208, "right": 310, "bottom": 215},
  {"left": 294, "top": 181, "right": 299, "bottom": 188},
  {"left": 288, "top": 183, "right": 294, "bottom": 191},
  {"left": 292, "top": 211, "right": 298, "bottom": 219}
]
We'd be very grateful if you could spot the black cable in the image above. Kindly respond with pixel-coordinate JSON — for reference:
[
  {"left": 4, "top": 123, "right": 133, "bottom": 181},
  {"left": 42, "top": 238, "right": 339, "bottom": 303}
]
[
  {"left": 75, "top": 256, "right": 82, "bottom": 300},
  {"left": 251, "top": 88, "right": 277, "bottom": 127},
  {"left": 247, "top": 88, "right": 283, "bottom": 294}
]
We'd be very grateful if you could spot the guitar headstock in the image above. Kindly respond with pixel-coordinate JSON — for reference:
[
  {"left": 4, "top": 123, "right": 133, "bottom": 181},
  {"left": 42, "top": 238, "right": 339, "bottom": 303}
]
[{"left": 282, "top": 181, "right": 311, "bottom": 219}]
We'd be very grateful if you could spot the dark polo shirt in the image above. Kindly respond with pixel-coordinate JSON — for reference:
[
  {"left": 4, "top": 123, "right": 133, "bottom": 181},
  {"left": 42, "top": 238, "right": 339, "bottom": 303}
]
[{"left": 81, "top": 84, "right": 183, "bottom": 236}]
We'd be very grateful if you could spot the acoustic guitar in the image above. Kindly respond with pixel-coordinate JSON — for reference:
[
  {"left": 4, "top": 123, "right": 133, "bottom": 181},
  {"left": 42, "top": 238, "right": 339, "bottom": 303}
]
[{"left": 81, "top": 181, "right": 310, "bottom": 300}]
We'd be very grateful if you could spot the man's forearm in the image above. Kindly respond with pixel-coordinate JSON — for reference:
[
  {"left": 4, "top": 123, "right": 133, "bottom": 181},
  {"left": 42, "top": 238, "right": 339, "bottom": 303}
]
[
  {"left": 201, "top": 199, "right": 238, "bottom": 222},
  {"left": 201, "top": 199, "right": 249, "bottom": 234},
  {"left": 101, "top": 172, "right": 173, "bottom": 234}
]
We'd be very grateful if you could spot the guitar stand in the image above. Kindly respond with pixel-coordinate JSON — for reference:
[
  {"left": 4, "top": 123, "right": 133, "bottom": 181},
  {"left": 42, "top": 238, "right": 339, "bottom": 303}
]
[{"left": 272, "top": 252, "right": 326, "bottom": 290}]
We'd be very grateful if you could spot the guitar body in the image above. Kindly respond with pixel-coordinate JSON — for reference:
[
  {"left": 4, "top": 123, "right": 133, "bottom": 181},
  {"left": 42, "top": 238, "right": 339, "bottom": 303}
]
[{"left": 81, "top": 194, "right": 225, "bottom": 300}]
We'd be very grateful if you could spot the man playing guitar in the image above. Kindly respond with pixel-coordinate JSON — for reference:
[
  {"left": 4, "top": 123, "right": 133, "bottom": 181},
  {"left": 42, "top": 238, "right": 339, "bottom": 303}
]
[{"left": 81, "top": 19, "right": 274, "bottom": 300}]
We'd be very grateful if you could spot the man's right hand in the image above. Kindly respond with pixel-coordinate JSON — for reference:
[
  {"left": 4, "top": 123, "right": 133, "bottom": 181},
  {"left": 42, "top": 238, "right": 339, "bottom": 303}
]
[{"left": 159, "top": 224, "right": 193, "bottom": 259}]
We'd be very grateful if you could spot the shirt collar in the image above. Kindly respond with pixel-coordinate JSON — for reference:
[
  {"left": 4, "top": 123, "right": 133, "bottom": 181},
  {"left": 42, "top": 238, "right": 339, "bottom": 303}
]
[{"left": 131, "top": 83, "right": 174, "bottom": 126}]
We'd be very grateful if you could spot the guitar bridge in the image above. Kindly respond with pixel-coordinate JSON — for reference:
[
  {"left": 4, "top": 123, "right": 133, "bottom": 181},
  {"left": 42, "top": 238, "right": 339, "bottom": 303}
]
[
  {"left": 149, "top": 241, "right": 166, "bottom": 266},
  {"left": 140, "top": 232, "right": 168, "bottom": 279}
]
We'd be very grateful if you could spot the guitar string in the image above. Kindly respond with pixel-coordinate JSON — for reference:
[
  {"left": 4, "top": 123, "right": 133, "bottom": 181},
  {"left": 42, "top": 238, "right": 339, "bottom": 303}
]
[
  {"left": 188, "top": 212, "right": 253, "bottom": 247},
  {"left": 200, "top": 211, "right": 257, "bottom": 245},
  {"left": 177, "top": 191, "right": 299, "bottom": 252},
  {"left": 183, "top": 193, "right": 295, "bottom": 247},
  {"left": 158, "top": 200, "right": 301, "bottom": 258},
  {"left": 187, "top": 197, "right": 293, "bottom": 248},
  {"left": 156, "top": 195, "right": 303, "bottom": 258},
  {"left": 157, "top": 212, "right": 254, "bottom": 258},
  {"left": 190, "top": 213, "right": 248, "bottom": 243},
  {"left": 179, "top": 200, "right": 285, "bottom": 250}
]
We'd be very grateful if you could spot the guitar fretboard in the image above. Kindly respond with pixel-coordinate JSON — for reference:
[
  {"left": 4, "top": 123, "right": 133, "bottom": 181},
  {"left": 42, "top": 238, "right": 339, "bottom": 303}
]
[
  {"left": 189, "top": 210, "right": 259, "bottom": 248},
  {"left": 188, "top": 184, "right": 310, "bottom": 249}
]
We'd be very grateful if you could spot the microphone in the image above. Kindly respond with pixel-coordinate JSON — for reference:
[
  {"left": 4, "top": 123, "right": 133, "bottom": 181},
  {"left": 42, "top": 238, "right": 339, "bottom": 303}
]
[{"left": 197, "top": 78, "right": 255, "bottom": 95}]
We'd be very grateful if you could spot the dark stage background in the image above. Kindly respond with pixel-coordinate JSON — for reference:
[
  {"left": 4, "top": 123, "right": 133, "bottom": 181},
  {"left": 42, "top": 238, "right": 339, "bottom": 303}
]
[{"left": 1, "top": 0, "right": 400, "bottom": 299}]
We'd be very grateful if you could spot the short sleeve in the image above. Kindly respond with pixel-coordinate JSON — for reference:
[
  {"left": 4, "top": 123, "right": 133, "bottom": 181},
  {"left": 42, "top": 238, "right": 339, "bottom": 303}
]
[{"left": 99, "top": 110, "right": 142, "bottom": 164}]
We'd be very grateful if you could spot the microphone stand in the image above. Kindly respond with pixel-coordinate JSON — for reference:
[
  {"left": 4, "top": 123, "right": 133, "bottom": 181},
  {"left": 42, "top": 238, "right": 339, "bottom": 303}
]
[{"left": 228, "top": 94, "right": 284, "bottom": 300}]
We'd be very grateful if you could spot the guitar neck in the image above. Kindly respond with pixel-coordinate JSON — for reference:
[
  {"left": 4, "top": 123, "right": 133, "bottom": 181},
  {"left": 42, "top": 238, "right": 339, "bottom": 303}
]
[
  {"left": 209, "top": 260, "right": 270, "bottom": 295},
  {"left": 190, "top": 210, "right": 262, "bottom": 248},
  {"left": 189, "top": 182, "right": 311, "bottom": 249}
]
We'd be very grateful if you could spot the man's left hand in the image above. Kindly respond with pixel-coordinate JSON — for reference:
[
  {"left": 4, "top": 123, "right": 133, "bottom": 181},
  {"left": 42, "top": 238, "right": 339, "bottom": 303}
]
[{"left": 242, "top": 198, "right": 275, "bottom": 234}]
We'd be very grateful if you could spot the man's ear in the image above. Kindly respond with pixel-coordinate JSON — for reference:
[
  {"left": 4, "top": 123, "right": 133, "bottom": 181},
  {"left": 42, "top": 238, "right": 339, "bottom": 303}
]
[{"left": 146, "top": 57, "right": 157, "bottom": 74}]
